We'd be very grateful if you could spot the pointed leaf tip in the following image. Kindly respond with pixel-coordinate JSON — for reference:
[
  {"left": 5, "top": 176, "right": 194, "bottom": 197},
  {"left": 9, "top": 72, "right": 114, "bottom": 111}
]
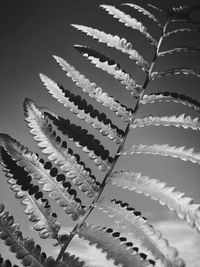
[
  {"left": 24, "top": 97, "right": 32, "bottom": 105},
  {"left": 52, "top": 55, "right": 61, "bottom": 62},
  {"left": 71, "top": 23, "right": 79, "bottom": 29}
]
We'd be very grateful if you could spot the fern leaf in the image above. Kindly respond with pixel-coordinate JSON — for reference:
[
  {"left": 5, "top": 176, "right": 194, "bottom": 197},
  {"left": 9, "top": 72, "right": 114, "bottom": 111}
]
[
  {"left": 119, "top": 144, "right": 200, "bottom": 165},
  {"left": 17, "top": 188, "right": 60, "bottom": 239},
  {"left": 158, "top": 46, "right": 200, "bottom": 57},
  {"left": 150, "top": 68, "right": 200, "bottom": 80},
  {"left": 0, "top": 134, "right": 86, "bottom": 220},
  {"left": 163, "top": 28, "right": 200, "bottom": 38},
  {"left": 53, "top": 55, "right": 133, "bottom": 121},
  {"left": 100, "top": 5, "right": 157, "bottom": 47},
  {"left": 73, "top": 45, "right": 143, "bottom": 99},
  {"left": 122, "top": 3, "right": 161, "bottom": 27},
  {"left": 0, "top": 147, "right": 61, "bottom": 239},
  {"left": 109, "top": 172, "right": 200, "bottom": 233},
  {"left": 0, "top": 254, "right": 19, "bottom": 267},
  {"left": 131, "top": 114, "right": 200, "bottom": 130},
  {"left": 62, "top": 252, "right": 87, "bottom": 267},
  {"left": 0, "top": 204, "right": 47, "bottom": 267},
  {"left": 78, "top": 223, "right": 155, "bottom": 267},
  {"left": 71, "top": 24, "right": 150, "bottom": 71},
  {"left": 24, "top": 97, "right": 111, "bottom": 171},
  {"left": 40, "top": 73, "right": 123, "bottom": 145},
  {"left": 45, "top": 112, "right": 113, "bottom": 165},
  {"left": 6, "top": 180, "right": 60, "bottom": 239},
  {"left": 24, "top": 98, "right": 112, "bottom": 171},
  {"left": 23, "top": 102, "right": 100, "bottom": 198},
  {"left": 97, "top": 199, "right": 184, "bottom": 266},
  {"left": 0, "top": 133, "right": 98, "bottom": 200},
  {"left": 44, "top": 252, "right": 88, "bottom": 267},
  {"left": 140, "top": 92, "right": 200, "bottom": 113}
]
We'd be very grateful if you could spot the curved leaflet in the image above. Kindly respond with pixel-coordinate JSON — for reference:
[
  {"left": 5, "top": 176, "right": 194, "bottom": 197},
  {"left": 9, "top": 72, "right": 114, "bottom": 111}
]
[
  {"left": 122, "top": 3, "right": 161, "bottom": 27},
  {"left": 45, "top": 112, "right": 113, "bottom": 165},
  {"left": 163, "top": 28, "right": 200, "bottom": 38},
  {"left": 53, "top": 54, "right": 132, "bottom": 121},
  {"left": 74, "top": 45, "right": 142, "bottom": 99},
  {"left": 158, "top": 46, "right": 200, "bottom": 57},
  {"left": 119, "top": 143, "right": 200, "bottom": 165},
  {"left": 71, "top": 24, "right": 150, "bottom": 70},
  {"left": 101, "top": 5, "right": 157, "bottom": 47},
  {"left": 131, "top": 114, "right": 200, "bottom": 130},
  {"left": 78, "top": 223, "right": 155, "bottom": 267},
  {"left": 140, "top": 92, "right": 200, "bottom": 113},
  {"left": 151, "top": 68, "right": 200, "bottom": 80},
  {"left": 0, "top": 134, "right": 86, "bottom": 220},
  {"left": 0, "top": 204, "right": 47, "bottom": 267},
  {"left": 97, "top": 199, "right": 184, "bottom": 267},
  {"left": 40, "top": 73, "right": 123, "bottom": 145},
  {"left": 109, "top": 172, "right": 200, "bottom": 233}
]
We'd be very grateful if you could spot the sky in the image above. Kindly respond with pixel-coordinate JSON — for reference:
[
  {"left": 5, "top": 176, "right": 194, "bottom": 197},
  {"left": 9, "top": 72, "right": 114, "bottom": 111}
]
[{"left": 0, "top": 0, "right": 200, "bottom": 266}]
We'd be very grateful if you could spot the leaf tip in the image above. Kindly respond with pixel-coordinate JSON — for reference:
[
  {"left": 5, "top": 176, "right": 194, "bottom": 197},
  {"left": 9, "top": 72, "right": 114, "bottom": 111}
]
[
  {"left": 100, "top": 4, "right": 109, "bottom": 9},
  {"left": 39, "top": 72, "right": 46, "bottom": 82},
  {"left": 71, "top": 23, "right": 79, "bottom": 29},
  {"left": 52, "top": 54, "right": 58, "bottom": 60},
  {"left": 23, "top": 97, "right": 33, "bottom": 109}
]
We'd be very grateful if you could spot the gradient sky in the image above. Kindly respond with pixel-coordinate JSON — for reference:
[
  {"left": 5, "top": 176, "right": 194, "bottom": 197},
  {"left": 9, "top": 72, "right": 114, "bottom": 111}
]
[{"left": 0, "top": 0, "right": 200, "bottom": 266}]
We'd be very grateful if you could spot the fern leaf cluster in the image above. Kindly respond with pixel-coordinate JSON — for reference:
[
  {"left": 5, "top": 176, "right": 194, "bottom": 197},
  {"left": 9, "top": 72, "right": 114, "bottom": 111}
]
[{"left": 0, "top": 1, "right": 200, "bottom": 266}]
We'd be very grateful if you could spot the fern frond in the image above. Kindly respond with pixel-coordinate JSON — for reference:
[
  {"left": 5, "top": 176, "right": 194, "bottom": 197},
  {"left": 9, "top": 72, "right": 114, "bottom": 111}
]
[
  {"left": 158, "top": 46, "right": 200, "bottom": 57},
  {"left": 163, "top": 28, "right": 200, "bottom": 38},
  {"left": 150, "top": 68, "right": 200, "bottom": 80},
  {"left": 71, "top": 24, "right": 150, "bottom": 71},
  {"left": 121, "top": 3, "right": 161, "bottom": 27},
  {"left": 100, "top": 5, "right": 157, "bottom": 47},
  {"left": 140, "top": 92, "right": 200, "bottom": 113},
  {"left": 97, "top": 199, "right": 184, "bottom": 266},
  {"left": 131, "top": 114, "right": 200, "bottom": 130},
  {"left": 0, "top": 204, "right": 47, "bottom": 267},
  {"left": 45, "top": 112, "right": 113, "bottom": 165},
  {"left": 40, "top": 73, "right": 123, "bottom": 145},
  {"left": 73, "top": 45, "right": 143, "bottom": 99},
  {"left": 0, "top": 134, "right": 86, "bottom": 220},
  {"left": 119, "top": 144, "right": 200, "bottom": 165},
  {"left": 109, "top": 172, "right": 200, "bottom": 233},
  {"left": 53, "top": 54, "right": 133, "bottom": 121},
  {"left": 78, "top": 223, "right": 155, "bottom": 267}
]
